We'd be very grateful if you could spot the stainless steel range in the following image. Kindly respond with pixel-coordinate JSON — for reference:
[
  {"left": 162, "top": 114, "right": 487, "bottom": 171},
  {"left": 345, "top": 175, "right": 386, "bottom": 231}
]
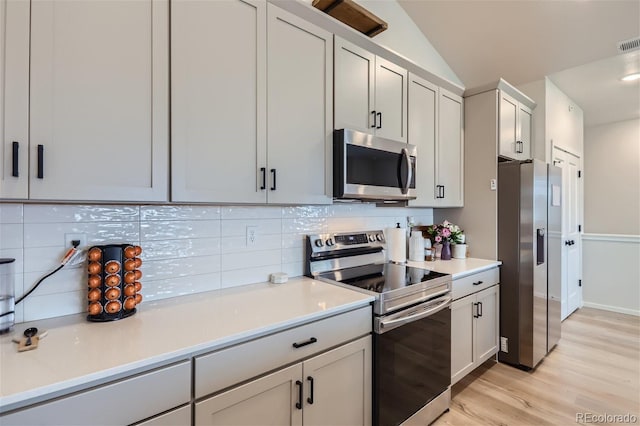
[{"left": 305, "top": 230, "right": 452, "bottom": 426}]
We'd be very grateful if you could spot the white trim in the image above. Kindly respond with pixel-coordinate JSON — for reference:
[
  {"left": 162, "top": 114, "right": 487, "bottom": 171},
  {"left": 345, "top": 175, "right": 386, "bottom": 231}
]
[
  {"left": 582, "top": 301, "right": 639, "bottom": 317},
  {"left": 582, "top": 233, "right": 640, "bottom": 243}
]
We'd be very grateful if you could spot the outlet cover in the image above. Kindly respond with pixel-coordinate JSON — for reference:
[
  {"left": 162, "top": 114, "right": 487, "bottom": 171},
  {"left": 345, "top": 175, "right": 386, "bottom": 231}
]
[
  {"left": 500, "top": 336, "right": 508, "bottom": 353},
  {"left": 246, "top": 226, "right": 258, "bottom": 246},
  {"left": 490, "top": 179, "right": 497, "bottom": 191},
  {"left": 65, "top": 233, "right": 87, "bottom": 249}
]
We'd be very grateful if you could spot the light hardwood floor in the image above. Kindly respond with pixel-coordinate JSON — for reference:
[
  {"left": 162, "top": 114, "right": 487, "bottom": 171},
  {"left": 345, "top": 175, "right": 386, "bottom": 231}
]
[{"left": 434, "top": 308, "right": 640, "bottom": 425}]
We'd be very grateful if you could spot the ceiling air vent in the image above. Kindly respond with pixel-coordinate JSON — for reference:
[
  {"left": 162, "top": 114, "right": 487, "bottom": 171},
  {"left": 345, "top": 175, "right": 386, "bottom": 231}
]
[{"left": 617, "top": 37, "right": 640, "bottom": 53}]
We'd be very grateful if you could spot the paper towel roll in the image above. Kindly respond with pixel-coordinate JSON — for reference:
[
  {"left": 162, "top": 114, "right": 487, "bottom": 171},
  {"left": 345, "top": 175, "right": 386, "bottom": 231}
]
[{"left": 386, "top": 226, "right": 406, "bottom": 263}]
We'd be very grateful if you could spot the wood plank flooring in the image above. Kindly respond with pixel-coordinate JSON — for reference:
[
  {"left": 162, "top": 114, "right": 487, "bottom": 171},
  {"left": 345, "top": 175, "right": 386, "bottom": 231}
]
[{"left": 434, "top": 308, "right": 640, "bottom": 425}]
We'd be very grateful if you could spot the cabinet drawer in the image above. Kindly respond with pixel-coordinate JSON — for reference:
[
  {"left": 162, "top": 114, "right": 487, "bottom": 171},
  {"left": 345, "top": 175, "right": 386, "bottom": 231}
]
[
  {"left": 452, "top": 267, "right": 499, "bottom": 300},
  {"left": 195, "top": 306, "right": 371, "bottom": 398},
  {"left": 134, "top": 404, "right": 191, "bottom": 426},
  {"left": 0, "top": 361, "right": 191, "bottom": 426}
]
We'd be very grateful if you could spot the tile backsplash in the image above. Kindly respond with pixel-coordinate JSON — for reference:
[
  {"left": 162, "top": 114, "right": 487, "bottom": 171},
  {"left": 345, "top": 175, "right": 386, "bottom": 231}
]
[{"left": 0, "top": 203, "right": 433, "bottom": 323}]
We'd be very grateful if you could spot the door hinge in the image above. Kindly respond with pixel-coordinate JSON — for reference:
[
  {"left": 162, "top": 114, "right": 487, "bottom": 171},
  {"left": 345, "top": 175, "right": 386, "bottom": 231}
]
[
  {"left": 578, "top": 224, "right": 582, "bottom": 232},
  {"left": 578, "top": 170, "right": 582, "bottom": 178},
  {"left": 579, "top": 279, "right": 582, "bottom": 287}
]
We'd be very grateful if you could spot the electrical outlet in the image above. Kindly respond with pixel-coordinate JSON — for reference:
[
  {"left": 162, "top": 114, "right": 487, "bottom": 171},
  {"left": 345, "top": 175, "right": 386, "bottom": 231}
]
[
  {"left": 500, "top": 336, "right": 508, "bottom": 353},
  {"left": 246, "top": 226, "right": 258, "bottom": 246},
  {"left": 65, "top": 233, "right": 87, "bottom": 249},
  {"left": 490, "top": 179, "right": 497, "bottom": 191}
]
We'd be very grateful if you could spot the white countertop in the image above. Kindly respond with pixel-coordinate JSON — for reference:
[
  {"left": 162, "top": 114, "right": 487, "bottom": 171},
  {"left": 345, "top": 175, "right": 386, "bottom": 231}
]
[
  {"left": 0, "top": 277, "right": 374, "bottom": 413},
  {"left": 407, "top": 257, "right": 501, "bottom": 279}
]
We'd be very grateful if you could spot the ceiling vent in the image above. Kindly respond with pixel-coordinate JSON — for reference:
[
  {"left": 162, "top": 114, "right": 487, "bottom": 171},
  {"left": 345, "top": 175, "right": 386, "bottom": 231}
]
[{"left": 617, "top": 37, "right": 640, "bottom": 53}]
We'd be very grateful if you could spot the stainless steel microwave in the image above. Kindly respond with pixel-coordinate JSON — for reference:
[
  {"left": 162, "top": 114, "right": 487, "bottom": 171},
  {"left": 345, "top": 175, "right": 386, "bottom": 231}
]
[{"left": 333, "top": 129, "right": 417, "bottom": 201}]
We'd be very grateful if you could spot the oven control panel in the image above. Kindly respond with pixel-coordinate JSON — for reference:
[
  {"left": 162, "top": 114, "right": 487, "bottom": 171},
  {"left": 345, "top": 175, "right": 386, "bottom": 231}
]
[{"left": 307, "top": 230, "right": 385, "bottom": 255}]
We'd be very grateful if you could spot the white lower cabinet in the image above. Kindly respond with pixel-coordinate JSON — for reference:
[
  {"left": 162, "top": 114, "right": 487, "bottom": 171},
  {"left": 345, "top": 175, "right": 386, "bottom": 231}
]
[
  {"left": 135, "top": 405, "right": 191, "bottom": 426},
  {"left": 195, "top": 337, "right": 371, "bottom": 426},
  {"left": 451, "top": 269, "right": 499, "bottom": 385}
]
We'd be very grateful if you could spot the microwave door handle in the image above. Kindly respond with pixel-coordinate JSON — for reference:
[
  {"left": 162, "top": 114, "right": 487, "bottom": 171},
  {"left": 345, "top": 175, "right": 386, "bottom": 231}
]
[{"left": 401, "top": 148, "right": 411, "bottom": 195}]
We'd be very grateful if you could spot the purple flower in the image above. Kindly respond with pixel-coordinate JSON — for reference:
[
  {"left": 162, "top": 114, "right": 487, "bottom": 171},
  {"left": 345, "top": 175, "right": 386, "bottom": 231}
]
[
  {"left": 435, "top": 235, "right": 442, "bottom": 243},
  {"left": 442, "top": 228, "right": 451, "bottom": 237}
]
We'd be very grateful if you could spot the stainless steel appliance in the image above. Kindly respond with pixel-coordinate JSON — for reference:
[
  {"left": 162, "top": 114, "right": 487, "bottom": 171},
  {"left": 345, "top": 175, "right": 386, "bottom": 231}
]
[
  {"left": 333, "top": 129, "right": 417, "bottom": 201},
  {"left": 306, "top": 231, "right": 451, "bottom": 426},
  {"left": 498, "top": 159, "right": 562, "bottom": 369}
]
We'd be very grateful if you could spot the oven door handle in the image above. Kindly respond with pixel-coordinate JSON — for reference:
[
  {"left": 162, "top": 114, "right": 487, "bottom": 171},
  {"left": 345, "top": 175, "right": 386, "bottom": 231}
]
[{"left": 376, "top": 295, "right": 451, "bottom": 334}]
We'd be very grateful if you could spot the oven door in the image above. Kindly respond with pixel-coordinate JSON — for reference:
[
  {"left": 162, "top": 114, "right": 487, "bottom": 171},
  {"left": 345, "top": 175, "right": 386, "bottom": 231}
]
[
  {"left": 373, "top": 296, "right": 451, "bottom": 426},
  {"left": 334, "top": 129, "right": 417, "bottom": 201}
]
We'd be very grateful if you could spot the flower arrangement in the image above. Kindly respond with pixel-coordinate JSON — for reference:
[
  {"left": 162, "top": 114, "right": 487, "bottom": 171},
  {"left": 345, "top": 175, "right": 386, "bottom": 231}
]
[{"left": 426, "top": 220, "right": 464, "bottom": 244}]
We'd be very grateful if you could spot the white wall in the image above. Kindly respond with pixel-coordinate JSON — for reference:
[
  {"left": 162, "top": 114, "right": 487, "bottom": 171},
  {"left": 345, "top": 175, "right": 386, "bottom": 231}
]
[
  {"left": 0, "top": 203, "right": 433, "bottom": 323},
  {"left": 582, "top": 118, "right": 640, "bottom": 316}
]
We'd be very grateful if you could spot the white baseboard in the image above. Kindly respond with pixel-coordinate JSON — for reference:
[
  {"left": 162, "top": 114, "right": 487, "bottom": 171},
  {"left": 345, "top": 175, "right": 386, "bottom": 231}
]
[{"left": 582, "top": 301, "right": 640, "bottom": 317}]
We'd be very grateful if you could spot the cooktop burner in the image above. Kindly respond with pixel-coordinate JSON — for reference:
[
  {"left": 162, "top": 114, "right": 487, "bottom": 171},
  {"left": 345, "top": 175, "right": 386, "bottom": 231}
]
[{"left": 318, "top": 263, "right": 449, "bottom": 294}]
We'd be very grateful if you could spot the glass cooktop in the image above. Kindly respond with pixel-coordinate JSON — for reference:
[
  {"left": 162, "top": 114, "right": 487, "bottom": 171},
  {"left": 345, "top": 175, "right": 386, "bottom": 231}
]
[{"left": 318, "top": 263, "right": 449, "bottom": 294}]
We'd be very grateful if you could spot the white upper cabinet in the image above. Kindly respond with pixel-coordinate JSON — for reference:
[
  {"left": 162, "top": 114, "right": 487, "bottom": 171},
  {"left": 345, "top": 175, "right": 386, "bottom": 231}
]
[
  {"left": 171, "top": 1, "right": 332, "bottom": 205},
  {"left": 435, "top": 89, "right": 463, "bottom": 207},
  {"left": 266, "top": 4, "right": 332, "bottom": 205},
  {"left": 171, "top": 0, "right": 266, "bottom": 203},
  {"left": 499, "top": 91, "right": 531, "bottom": 160},
  {"left": 334, "top": 37, "right": 407, "bottom": 143},
  {"left": 27, "top": 0, "right": 169, "bottom": 201}
]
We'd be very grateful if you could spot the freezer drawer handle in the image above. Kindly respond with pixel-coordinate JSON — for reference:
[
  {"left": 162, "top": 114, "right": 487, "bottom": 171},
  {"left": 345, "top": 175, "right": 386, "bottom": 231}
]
[
  {"left": 472, "top": 280, "right": 483, "bottom": 286},
  {"left": 292, "top": 337, "right": 317, "bottom": 349}
]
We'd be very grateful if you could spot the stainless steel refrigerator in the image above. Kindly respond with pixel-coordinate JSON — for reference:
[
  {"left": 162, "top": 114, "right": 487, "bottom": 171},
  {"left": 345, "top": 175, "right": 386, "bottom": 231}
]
[{"left": 497, "top": 159, "right": 562, "bottom": 369}]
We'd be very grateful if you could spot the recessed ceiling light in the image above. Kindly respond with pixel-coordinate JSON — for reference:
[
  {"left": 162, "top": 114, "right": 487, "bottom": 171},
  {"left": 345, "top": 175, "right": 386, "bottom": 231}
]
[{"left": 622, "top": 73, "right": 640, "bottom": 81}]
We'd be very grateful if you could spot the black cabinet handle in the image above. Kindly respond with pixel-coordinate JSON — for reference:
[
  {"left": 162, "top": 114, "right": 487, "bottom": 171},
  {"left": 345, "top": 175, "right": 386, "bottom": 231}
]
[
  {"left": 306, "top": 376, "right": 314, "bottom": 404},
  {"left": 436, "top": 185, "right": 445, "bottom": 199},
  {"left": 371, "top": 110, "right": 377, "bottom": 128},
  {"left": 260, "top": 167, "right": 266, "bottom": 190},
  {"left": 11, "top": 142, "right": 19, "bottom": 177},
  {"left": 478, "top": 301, "right": 483, "bottom": 317},
  {"left": 292, "top": 337, "right": 317, "bottom": 349},
  {"left": 441, "top": 185, "right": 445, "bottom": 199},
  {"left": 376, "top": 112, "right": 382, "bottom": 129},
  {"left": 37, "top": 145, "right": 44, "bottom": 179},
  {"left": 270, "top": 168, "right": 276, "bottom": 191},
  {"left": 295, "top": 380, "right": 303, "bottom": 409},
  {"left": 473, "top": 280, "right": 484, "bottom": 286},
  {"left": 473, "top": 302, "right": 479, "bottom": 318}
]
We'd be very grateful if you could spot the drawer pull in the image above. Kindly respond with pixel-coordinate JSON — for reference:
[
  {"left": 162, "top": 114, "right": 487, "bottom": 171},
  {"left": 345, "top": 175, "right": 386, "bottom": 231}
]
[
  {"left": 292, "top": 337, "right": 317, "bottom": 349},
  {"left": 295, "top": 380, "right": 303, "bottom": 409},
  {"left": 473, "top": 280, "right": 484, "bottom": 286}
]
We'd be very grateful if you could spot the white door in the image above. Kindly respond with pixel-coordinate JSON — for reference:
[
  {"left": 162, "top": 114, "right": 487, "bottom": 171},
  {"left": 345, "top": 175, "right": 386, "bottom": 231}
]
[
  {"left": 374, "top": 57, "right": 407, "bottom": 143},
  {"left": 171, "top": 0, "right": 266, "bottom": 203},
  {"left": 518, "top": 104, "right": 532, "bottom": 160},
  {"left": 451, "top": 295, "right": 474, "bottom": 385},
  {"left": 474, "top": 285, "right": 499, "bottom": 363},
  {"left": 553, "top": 148, "right": 582, "bottom": 319},
  {"left": 0, "top": 0, "right": 29, "bottom": 199},
  {"left": 303, "top": 337, "right": 371, "bottom": 426},
  {"left": 407, "top": 73, "right": 437, "bottom": 207},
  {"left": 435, "top": 89, "right": 463, "bottom": 207},
  {"left": 334, "top": 37, "right": 375, "bottom": 134},
  {"left": 29, "top": 0, "right": 169, "bottom": 201},
  {"left": 499, "top": 92, "right": 518, "bottom": 159},
  {"left": 195, "top": 363, "right": 303, "bottom": 426},
  {"left": 266, "top": 4, "right": 332, "bottom": 205}
]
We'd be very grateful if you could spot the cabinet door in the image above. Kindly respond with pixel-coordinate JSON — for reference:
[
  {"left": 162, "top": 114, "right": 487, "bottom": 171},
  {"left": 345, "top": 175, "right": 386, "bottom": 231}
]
[
  {"left": 435, "top": 89, "right": 463, "bottom": 207},
  {"left": 266, "top": 4, "right": 332, "bottom": 204},
  {"left": 374, "top": 57, "right": 407, "bottom": 143},
  {"left": 499, "top": 91, "right": 518, "bottom": 159},
  {"left": 517, "top": 103, "right": 532, "bottom": 160},
  {"left": 451, "top": 295, "right": 475, "bottom": 385},
  {"left": 407, "top": 73, "right": 437, "bottom": 207},
  {"left": 171, "top": 0, "right": 266, "bottom": 203},
  {"left": 29, "top": 0, "right": 168, "bottom": 201},
  {"left": 195, "top": 363, "right": 303, "bottom": 426},
  {"left": 135, "top": 405, "right": 191, "bottom": 426},
  {"left": 0, "top": 0, "right": 29, "bottom": 199},
  {"left": 303, "top": 336, "right": 372, "bottom": 426},
  {"left": 474, "top": 285, "right": 499, "bottom": 364},
  {"left": 334, "top": 37, "right": 375, "bottom": 134}
]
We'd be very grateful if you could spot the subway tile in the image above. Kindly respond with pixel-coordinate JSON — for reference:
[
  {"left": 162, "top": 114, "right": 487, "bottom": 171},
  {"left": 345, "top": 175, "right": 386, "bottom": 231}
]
[
  {"left": 281, "top": 233, "right": 306, "bottom": 249},
  {"left": 221, "top": 218, "right": 282, "bottom": 237},
  {"left": 221, "top": 234, "right": 281, "bottom": 254},
  {"left": 281, "top": 262, "right": 304, "bottom": 278},
  {"left": 0, "top": 204, "right": 23, "bottom": 224},
  {"left": 24, "top": 204, "right": 139, "bottom": 223},
  {"left": 326, "top": 217, "right": 372, "bottom": 233},
  {"left": 141, "top": 238, "right": 221, "bottom": 261},
  {"left": 222, "top": 249, "right": 281, "bottom": 271},
  {"left": 24, "top": 222, "right": 139, "bottom": 248},
  {"left": 0, "top": 224, "right": 23, "bottom": 249},
  {"left": 23, "top": 247, "right": 70, "bottom": 273},
  {"left": 326, "top": 203, "right": 377, "bottom": 217},
  {"left": 221, "top": 265, "right": 279, "bottom": 289},
  {"left": 140, "top": 205, "right": 220, "bottom": 221},
  {"left": 282, "top": 247, "right": 304, "bottom": 264},
  {"left": 281, "top": 217, "right": 326, "bottom": 234},
  {"left": 221, "top": 206, "right": 282, "bottom": 220},
  {"left": 23, "top": 267, "right": 85, "bottom": 296},
  {"left": 0, "top": 248, "right": 23, "bottom": 274},
  {"left": 22, "top": 290, "right": 85, "bottom": 322},
  {"left": 282, "top": 206, "right": 327, "bottom": 218},
  {"left": 142, "top": 272, "right": 221, "bottom": 302},
  {"left": 140, "top": 220, "right": 220, "bottom": 241},
  {"left": 142, "top": 255, "right": 221, "bottom": 281}
]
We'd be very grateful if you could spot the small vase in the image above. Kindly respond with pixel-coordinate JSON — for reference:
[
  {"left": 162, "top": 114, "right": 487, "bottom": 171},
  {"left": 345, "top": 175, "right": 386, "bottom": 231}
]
[{"left": 441, "top": 241, "right": 452, "bottom": 260}]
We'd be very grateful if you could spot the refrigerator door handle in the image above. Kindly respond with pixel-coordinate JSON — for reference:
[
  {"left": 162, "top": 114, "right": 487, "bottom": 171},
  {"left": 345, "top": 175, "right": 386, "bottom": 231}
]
[{"left": 536, "top": 228, "right": 545, "bottom": 265}]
